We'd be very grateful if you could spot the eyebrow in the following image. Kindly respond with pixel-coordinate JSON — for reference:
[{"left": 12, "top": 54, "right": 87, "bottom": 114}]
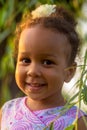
[
  {"left": 19, "top": 52, "right": 58, "bottom": 58},
  {"left": 19, "top": 52, "right": 30, "bottom": 55}
]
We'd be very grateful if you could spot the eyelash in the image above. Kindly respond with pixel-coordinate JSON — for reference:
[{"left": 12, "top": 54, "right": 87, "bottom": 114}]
[
  {"left": 42, "top": 59, "right": 54, "bottom": 66},
  {"left": 21, "top": 58, "right": 31, "bottom": 64},
  {"left": 20, "top": 58, "right": 55, "bottom": 66}
]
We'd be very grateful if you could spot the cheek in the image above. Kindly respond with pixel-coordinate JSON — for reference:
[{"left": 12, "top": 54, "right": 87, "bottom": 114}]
[
  {"left": 47, "top": 69, "right": 65, "bottom": 85},
  {"left": 15, "top": 66, "right": 25, "bottom": 86},
  {"left": 44, "top": 70, "right": 59, "bottom": 84}
]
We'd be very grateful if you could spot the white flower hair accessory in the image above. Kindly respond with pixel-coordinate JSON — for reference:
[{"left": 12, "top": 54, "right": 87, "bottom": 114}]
[{"left": 31, "top": 4, "right": 56, "bottom": 19}]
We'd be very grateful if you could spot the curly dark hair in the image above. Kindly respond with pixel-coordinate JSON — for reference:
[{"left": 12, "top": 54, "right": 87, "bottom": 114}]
[{"left": 14, "top": 5, "right": 80, "bottom": 65}]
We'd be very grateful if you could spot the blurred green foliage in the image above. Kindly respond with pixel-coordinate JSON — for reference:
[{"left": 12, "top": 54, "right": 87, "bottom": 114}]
[{"left": 0, "top": 0, "right": 87, "bottom": 108}]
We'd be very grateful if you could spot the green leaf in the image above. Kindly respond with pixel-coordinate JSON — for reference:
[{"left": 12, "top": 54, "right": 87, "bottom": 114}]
[
  {"left": 64, "top": 125, "right": 74, "bottom": 130},
  {"left": 43, "top": 122, "right": 54, "bottom": 130},
  {"left": 49, "top": 122, "right": 54, "bottom": 130},
  {"left": 82, "top": 85, "right": 87, "bottom": 105}
]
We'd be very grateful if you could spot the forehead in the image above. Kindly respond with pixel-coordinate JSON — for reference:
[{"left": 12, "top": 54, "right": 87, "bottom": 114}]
[{"left": 19, "top": 26, "right": 71, "bottom": 57}]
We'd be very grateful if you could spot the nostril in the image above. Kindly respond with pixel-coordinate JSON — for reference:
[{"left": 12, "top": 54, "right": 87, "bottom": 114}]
[
  {"left": 27, "top": 69, "right": 41, "bottom": 77},
  {"left": 26, "top": 63, "right": 42, "bottom": 77}
]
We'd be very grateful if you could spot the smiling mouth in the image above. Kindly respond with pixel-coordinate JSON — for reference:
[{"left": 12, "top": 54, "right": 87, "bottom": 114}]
[{"left": 26, "top": 83, "right": 47, "bottom": 91}]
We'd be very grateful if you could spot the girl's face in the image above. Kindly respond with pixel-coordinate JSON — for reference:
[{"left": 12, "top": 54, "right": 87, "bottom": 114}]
[{"left": 15, "top": 26, "right": 74, "bottom": 103}]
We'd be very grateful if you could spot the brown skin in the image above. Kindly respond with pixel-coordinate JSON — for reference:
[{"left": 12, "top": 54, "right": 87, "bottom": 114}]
[
  {"left": 15, "top": 26, "right": 87, "bottom": 129},
  {"left": 0, "top": 26, "right": 86, "bottom": 129},
  {"left": 15, "top": 26, "right": 75, "bottom": 110}
]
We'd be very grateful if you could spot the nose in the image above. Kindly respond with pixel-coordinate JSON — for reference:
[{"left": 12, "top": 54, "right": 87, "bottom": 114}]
[{"left": 27, "top": 62, "right": 41, "bottom": 77}]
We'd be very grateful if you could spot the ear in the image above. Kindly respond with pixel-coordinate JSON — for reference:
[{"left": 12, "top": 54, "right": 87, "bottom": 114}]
[{"left": 64, "top": 62, "right": 77, "bottom": 83}]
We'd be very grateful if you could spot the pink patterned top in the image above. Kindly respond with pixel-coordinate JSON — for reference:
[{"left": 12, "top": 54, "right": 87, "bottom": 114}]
[{"left": 1, "top": 97, "right": 86, "bottom": 130}]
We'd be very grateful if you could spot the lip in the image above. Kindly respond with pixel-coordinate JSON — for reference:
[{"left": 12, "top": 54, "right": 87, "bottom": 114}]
[{"left": 25, "top": 82, "right": 47, "bottom": 92}]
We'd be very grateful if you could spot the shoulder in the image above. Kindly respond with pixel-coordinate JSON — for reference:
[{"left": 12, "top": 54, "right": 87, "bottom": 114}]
[
  {"left": 1, "top": 97, "right": 26, "bottom": 116},
  {"left": 65, "top": 106, "right": 87, "bottom": 129},
  {"left": 67, "top": 106, "right": 86, "bottom": 118},
  {"left": 0, "top": 97, "right": 26, "bottom": 129},
  {"left": 2, "top": 97, "right": 24, "bottom": 109},
  {"left": 70, "top": 106, "right": 87, "bottom": 130}
]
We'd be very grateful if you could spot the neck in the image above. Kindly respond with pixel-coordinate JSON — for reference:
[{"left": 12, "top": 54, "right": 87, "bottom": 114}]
[{"left": 26, "top": 94, "right": 66, "bottom": 111}]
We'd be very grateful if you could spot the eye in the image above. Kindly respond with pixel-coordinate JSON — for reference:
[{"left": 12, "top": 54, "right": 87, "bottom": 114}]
[
  {"left": 43, "top": 59, "right": 54, "bottom": 66},
  {"left": 22, "top": 58, "right": 31, "bottom": 64}
]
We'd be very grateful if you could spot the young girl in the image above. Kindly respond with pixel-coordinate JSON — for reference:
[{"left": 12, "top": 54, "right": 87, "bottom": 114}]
[{"left": 0, "top": 4, "right": 87, "bottom": 130}]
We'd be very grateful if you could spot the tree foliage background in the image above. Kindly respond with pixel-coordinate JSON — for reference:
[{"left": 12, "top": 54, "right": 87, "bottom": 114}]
[{"left": 0, "top": 0, "right": 87, "bottom": 108}]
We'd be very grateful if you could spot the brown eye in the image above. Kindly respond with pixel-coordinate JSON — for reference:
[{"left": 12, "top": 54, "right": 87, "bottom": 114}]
[
  {"left": 43, "top": 60, "right": 54, "bottom": 65},
  {"left": 22, "top": 58, "right": 31, "bottom": 64}
]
